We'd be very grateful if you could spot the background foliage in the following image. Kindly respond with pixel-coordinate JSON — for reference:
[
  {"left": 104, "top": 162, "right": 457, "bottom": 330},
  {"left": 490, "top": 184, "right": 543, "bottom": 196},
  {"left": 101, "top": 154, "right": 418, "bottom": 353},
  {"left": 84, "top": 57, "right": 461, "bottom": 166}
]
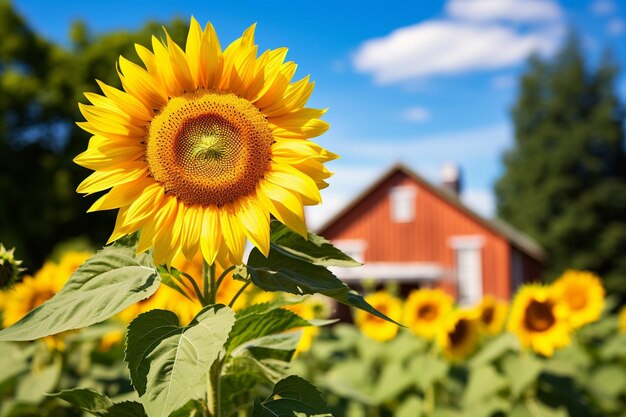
[
  {"left": 0, "top": 0, "right": 189, "bottom": 268},
  {"left": 496, "top": 34, "right": 626, "bottom": 299}
]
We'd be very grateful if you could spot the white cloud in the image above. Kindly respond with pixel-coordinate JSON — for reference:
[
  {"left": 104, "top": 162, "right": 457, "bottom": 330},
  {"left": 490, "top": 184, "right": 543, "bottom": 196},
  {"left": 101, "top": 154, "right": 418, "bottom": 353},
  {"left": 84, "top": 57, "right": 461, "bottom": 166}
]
[
  {"left": 403, "top": 106, "right": 432, "bottom": 123},
  {"left": 607, "top": 18, "right": 625, "bottom": 35},
  {"left": 353, "top": 21, "right": 562, "bottom": 83},
  {"left": 461, "top": 188, "right": 496, "bottom": 217},
  {"left": 447, "top": 0, "right": 562, "bottom": 22},
  {"left": 591, "top": 0, "right": 616, "bottom": 15}
]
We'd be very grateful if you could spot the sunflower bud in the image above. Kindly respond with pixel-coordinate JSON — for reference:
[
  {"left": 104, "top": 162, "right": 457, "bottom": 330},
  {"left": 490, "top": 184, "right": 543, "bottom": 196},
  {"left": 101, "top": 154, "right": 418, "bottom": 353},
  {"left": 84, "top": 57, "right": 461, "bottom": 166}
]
[{"left": 0, "top": 244, "right": 25, "bottom": 289}]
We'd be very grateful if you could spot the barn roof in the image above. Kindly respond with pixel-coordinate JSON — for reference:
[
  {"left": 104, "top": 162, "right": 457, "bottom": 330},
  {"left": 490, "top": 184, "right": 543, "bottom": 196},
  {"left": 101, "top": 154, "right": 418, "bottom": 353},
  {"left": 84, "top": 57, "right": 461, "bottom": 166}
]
[{"left": 317, "top": 162, "right": 546, "bottom": 262}]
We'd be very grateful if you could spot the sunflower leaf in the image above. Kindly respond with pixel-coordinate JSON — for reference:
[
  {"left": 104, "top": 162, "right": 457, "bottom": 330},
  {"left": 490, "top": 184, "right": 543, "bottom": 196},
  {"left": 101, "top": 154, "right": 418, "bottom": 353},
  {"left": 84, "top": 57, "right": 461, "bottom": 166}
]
[
  {"left": 124, "top": 305, "right": 235, "bottom": 417},
  {"left": 269, "top": 221, "right": 361, "bottom": 267},
  {"left": 250, "top": 375, "right": 332, "bottom": 417},
  {"left": 0, "top": 240, "right": 160, "bottom": 341},
  {"left": 246, "top": 246, "right": 400, "bottom": 325},
  {"left": 48, "top": 388, "right": 113, "bottom": 416},
  {"left": 226, "top": 304, "right": 310, "bottom": 353}
]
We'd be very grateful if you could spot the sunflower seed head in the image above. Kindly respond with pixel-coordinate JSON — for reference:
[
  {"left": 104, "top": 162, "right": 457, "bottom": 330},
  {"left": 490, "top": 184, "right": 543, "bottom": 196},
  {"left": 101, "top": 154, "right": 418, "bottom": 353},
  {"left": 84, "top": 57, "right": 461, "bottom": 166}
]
[{"left": 0, "top": 244, "right": 25, "bottom": 289}]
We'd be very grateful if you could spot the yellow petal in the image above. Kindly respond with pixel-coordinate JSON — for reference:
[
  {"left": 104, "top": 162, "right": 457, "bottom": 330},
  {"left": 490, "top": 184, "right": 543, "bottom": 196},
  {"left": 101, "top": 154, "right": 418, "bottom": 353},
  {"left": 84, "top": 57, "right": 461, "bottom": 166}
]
[
  {"left": 262, "top": 76, "right": 314, "bottom": 117},
  {"left": 124, "top": 183, "right": 165, "bottom": 227},
  {"left": 153, "top": 197, "right": 182, "bottom": 265},
  {"left": 87, "top": 177, "right": 154, "bottom": 212},
  {"left": 257, "top": 181, "right": 307, "bottom": 238},
  {"left": 265, "top": 163, "right": 321, "bottom": 205},
  {"left": 200, "top": 206, "right": 220, "bottom": 265},
  {"left": 220, "top": 207, "right": 246, "bottom": 265},
  {"left": 118, "top": 56, "right": 168, "bottom": 110},
  {"left": 236, "top": 197, "right": 270, "bottom": 257},
  {"left": 76, "top": 162, "right": 148, "bottom": 194},
  {"left": 254, "top": 61, "right": 297, "bottom": 109},
  {"left": 181, "top": 204, "right": 203, "bottom": 261},
  {"left": 96, "top": 80, "right": 153, "bottom": 121}
]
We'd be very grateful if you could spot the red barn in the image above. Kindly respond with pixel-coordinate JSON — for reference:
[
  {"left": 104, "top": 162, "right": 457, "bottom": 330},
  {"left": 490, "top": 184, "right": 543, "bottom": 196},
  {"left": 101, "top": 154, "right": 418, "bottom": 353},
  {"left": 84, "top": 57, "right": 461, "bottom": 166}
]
[{"left": 318, "top": 163, "right": 545, "bottom": 304}]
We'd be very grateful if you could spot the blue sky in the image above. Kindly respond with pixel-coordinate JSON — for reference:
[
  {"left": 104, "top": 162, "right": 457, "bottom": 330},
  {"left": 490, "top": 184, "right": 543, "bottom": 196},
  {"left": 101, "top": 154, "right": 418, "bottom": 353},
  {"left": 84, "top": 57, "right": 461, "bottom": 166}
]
[{"left": 13, "top": 0, "right": 626, "bottom": 228}]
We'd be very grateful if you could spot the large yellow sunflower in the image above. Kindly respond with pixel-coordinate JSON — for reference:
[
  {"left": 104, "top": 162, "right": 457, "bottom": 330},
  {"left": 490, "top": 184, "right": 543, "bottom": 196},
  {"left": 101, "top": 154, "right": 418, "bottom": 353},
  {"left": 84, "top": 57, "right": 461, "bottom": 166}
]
[
  {"left": 474, "top": 295, "right": 508, "bottom": 336},
  {"left": 437, "top": 309, "right": 480, "bottom": 362},
  {"left": 507, "top": 285, "right": 571, "bottom": 357},
  {"left": 551, "top": 270, "right": 604, "bottom": 329},
  {"left": 75, "top": 18, "right": 335, "bottom": 267},
  {"left": 403, "top": 288, "right": 453, "bottom": 340},
  {"left": 354, "top": 291, "right": 403, "bottom": 342}
]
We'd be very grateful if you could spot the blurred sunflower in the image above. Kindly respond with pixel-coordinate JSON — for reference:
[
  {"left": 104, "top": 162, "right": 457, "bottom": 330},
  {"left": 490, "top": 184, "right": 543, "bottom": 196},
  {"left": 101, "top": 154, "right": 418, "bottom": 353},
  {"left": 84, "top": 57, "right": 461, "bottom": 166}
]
[
  {"left": 474, "top": 295, "right": 508, "bottom": 335},
  {"left": 403, "top": 288, "right": 453, "bottom": 340},
  {"left": 75, "top": 17, "right": 335, "bottom": 267},
  {"left": 507, "top": 285, "right": 571, "bottom": 357},
  {"left": 552, "top": 270, "right": 604, "bottom": 329},
  {"left": 0, "top": 251, "right": 90, "bottom": 349},
  {"left": 285, "top": 296, "right": 329, "bottom": 353},
  {"left": 437, "top": 309, "right": 480, "bottom": 361},
  {"left": 619, "top": 307, "right": 626, "bottom": 333},
  {"left": 354, "top": 291, "right": 402, "bottom": 342}
]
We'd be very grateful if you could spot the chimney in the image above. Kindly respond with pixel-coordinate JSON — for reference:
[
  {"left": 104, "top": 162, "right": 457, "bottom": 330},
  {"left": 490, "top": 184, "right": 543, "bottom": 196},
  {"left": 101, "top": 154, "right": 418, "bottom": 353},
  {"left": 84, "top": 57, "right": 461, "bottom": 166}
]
[{"left": 441, "top": 162, "right": 462, "bottom": 195}]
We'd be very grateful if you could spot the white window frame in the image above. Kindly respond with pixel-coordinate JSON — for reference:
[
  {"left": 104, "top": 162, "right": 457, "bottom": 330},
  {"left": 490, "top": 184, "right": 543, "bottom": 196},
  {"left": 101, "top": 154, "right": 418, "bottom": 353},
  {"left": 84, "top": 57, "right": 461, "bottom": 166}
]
[
  {"left": 390, "top": 186, "right": 416, "bottom": 223},
  {"left": 332, "top": 239, "right": 367, "bottom": 263},
  {"left": 449, "top": 236, "right": 484, "bottom": 306}
]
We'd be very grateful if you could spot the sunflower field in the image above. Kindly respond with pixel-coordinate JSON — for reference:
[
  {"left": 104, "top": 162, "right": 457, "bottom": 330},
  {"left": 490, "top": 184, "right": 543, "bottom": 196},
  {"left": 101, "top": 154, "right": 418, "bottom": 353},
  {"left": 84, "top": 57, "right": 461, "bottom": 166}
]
[{"left": 1, "top": 244, "right": 625, "bottom": 417}]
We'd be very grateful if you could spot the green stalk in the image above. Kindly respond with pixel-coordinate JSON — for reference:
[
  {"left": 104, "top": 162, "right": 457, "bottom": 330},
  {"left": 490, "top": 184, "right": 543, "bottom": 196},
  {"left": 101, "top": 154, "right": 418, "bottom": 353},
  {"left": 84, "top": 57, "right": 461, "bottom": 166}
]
[
  {"left": 203, "top": 261, "right": 221, "bottom": 417},
  {"left": 229, "top": 281, "right": 251, "bottom": 308}
]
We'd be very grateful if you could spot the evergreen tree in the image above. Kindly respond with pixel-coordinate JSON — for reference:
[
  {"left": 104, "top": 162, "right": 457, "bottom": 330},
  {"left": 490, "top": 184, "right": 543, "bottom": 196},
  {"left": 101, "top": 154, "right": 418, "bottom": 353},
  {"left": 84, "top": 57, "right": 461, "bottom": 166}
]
[{"left": 496, "top": 34, "right": 626, "bottom": 298}]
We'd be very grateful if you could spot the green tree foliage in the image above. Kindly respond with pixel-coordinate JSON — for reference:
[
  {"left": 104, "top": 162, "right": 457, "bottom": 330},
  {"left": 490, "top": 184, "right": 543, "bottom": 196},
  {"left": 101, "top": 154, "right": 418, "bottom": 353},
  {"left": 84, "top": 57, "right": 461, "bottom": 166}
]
[
  {"left": 496, "top": 34, "right": 626, "bottom": 298},
  {"left": 0, "top": 0, "right": 188, "bottom": 269}
]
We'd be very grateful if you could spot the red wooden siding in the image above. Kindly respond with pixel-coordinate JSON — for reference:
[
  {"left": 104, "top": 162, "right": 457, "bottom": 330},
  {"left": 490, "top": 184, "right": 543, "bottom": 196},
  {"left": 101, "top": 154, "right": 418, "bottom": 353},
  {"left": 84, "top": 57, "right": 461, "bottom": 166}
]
[{"left": 321, "top": 170, "right": 516, "bottom": 299}]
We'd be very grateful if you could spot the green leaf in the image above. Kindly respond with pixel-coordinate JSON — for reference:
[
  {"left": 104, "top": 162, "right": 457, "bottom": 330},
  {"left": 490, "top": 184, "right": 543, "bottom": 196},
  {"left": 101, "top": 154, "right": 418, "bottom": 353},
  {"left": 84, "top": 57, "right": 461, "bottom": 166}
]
[
  {"left": 48, "top": 388, "right": 113, "bottom": 416},
  {"left": 269, "top": 221, "right": 361, "bottom": 267},
  {"left": 226, "top": 304, "right": 310, "bottom": 353},
  {"left": 462, "top": 365, "right": 507, "bottom": 405},
  {"left": 395, "top": 396, "right": 423, "bottom": 417},
  {"left": 469, "top": 333, "right": 519, "bottom": 367},
  {"left": 156, "top": 266, "right": 193, "bottom": 301},
  {"left": 246, "top": 247, "right": 399, "bottom": 325},
  {"left": 0, "top": 342, "right": 33, "bottom": 383},
  {"left": 0, "top": 242, "right": 160, "bottom": 341},
  {"left": 411, "top": 354, "right": 449, "bottom": 391},
  {"left": 250, "top": 375, "right": 332, "bottom": 417},
  {"left": 15, "top": 362, "right": 61, "bottom": 403},
  {"left": 502, "top": 353, "right": 543, "bottom": 398},
  {"left": 124, "top": 305, "right": 235, "bottom": 417},
  {"left": 104, "top": 401, "right": 147, "bottom": 417}
]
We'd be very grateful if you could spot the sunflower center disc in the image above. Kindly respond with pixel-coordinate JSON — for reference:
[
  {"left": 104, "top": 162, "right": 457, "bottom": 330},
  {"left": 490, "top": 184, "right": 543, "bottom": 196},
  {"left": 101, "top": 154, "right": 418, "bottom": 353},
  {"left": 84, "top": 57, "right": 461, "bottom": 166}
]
[
  {"left": 449, "top": 318, "right": 469, "bottom": 348},
  {"left": 146, "top": 90, "right": 274, "bottom": 206},
  {"left": 524, "top": 300, "right": 556, "bottom": 332}
]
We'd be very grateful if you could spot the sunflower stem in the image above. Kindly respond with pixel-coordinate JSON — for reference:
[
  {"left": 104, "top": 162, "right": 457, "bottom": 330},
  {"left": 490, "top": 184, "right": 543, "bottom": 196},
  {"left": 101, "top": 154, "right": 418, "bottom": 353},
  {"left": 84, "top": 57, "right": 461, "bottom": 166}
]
[
  {"left": 207, "top": 358, "right": 222, "bottom": 417},
  {"left": 215, "top": 265, "right": 236, "bottom": 296},
  {"left": 229, "top": 280, "right": 251, "bottom": 308},
  {"left": 203, "top": 261, "right": 217, "bottom": 305},
  {"left": 180, "top": 271, "right": 206, "bottom": 305}
]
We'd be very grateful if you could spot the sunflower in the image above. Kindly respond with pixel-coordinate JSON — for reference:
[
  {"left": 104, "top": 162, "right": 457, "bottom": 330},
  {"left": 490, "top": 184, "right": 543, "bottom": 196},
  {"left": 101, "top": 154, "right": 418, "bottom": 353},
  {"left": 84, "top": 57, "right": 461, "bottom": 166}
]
[
  {"left": 1, "top": 262, "right": 63, "bottom": 328},
  {"left": 551, "top": 270, "right": 604, "bottom": 329},
  {"left": 75, "top": 18, "right": 335, "bottom": 267},
  {"left": 403, "top": 288, "right": 453, "bottom": 340},
  {"left": 474, "top": 295, "right": 508, "bottom": 336},
  {"left": 619, "top": 307, "right": 626, "bottom": 333},
  {"left": 354, "top": 291, "right": 402, "bottom": 342},
  {"left": 285, "top": 295, "right": 330, "bottom": 353},
  {"left": 507, "top": 285, "right": 571, "bottom": 357},
  {"left": 437, "top": 309, "right": 480, "bottom": 361}
]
